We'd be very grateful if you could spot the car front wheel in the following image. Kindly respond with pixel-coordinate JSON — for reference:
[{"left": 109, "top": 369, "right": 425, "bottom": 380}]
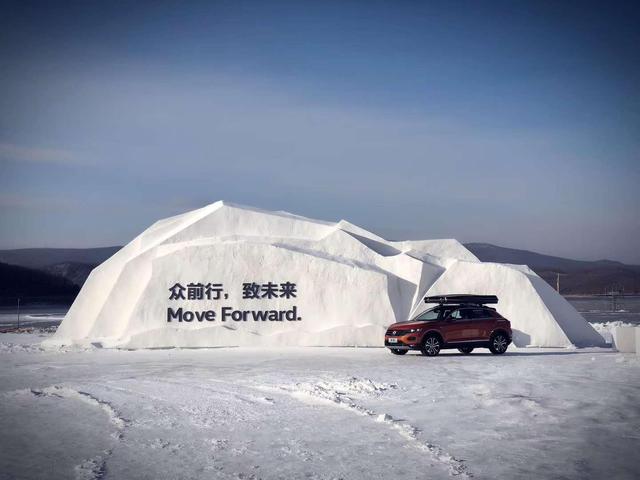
[
  {"left": 489, "top": 333, "right": 509, "bottom": 354},
  {"left": 390, "top": 348, "right": 407, "bottom": 355},
  {"left": 421, "top": 335, "right": 441, "bottom": 356}
]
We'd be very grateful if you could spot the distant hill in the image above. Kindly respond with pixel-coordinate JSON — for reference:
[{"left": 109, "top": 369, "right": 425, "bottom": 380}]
[
  {"left": 0, "top": 262, "right": 80, "bottom": 304},
  {"left": 43, "top": 262, "right": 97, "bottom": 287},
  {"left": 1, "top": 244, "right": 638, "bottom": 296},
  {"left": 0, "top": 246, "right": 120, "bottom": 270},
  {"left": 465, "top": 243, "right": 640, "bottom": 294},
  {"left": 0, "top": 247, "right": 120, "bottom": 288}
]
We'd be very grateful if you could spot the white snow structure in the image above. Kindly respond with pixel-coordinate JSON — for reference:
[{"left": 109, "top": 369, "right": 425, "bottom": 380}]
[{"left": 46, "top": 201, "right": 605, "bottom": 349}]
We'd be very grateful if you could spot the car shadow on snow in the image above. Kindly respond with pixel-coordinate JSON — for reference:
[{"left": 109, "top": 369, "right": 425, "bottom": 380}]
[{"left": 403, "top": 350, "right": 608, "bottom": 357}]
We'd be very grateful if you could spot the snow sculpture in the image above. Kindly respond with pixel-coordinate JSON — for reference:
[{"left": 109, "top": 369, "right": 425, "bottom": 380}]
[
  {"left": 46, "top": 201, "right": 605, "bottom": 349},
  {"left": 612, "top": 326, "right": 637, "bottom": 353}
]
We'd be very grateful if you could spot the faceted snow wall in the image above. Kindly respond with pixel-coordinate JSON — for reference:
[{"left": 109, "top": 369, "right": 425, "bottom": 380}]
[
  {"left": 45, "top": 201, "right": 605, "bottom": 349},
  {"left": 417, "top": 261, "right": 605, "bottom": 347}
]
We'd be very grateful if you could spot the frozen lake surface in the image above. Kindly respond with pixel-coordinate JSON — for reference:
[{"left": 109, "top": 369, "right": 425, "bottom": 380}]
[
  {"left": 1, "top": 332, "right": 638, "bottom": 480},
  {"left": 567, "top": 296, "right": 640, "bottom": 325},
  {"left": 0, "top": 304, "right": 67, "bottom": 330}
]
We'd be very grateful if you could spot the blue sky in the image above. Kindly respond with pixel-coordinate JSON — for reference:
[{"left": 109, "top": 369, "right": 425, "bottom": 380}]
[{"left": 1, "top": 0, "right": 639, "bottom": 262}]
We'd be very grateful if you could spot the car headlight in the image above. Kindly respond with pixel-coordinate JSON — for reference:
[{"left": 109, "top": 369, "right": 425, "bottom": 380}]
[{"left": 408, "top": 328, "right": 422, "bottom": 333}]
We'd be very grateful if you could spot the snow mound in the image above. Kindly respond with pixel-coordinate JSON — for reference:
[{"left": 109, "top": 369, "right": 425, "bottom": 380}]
[
  {"left": 45, "top": 201, "right": 604, "bottom": 348},
  {"left": 0, "top": 341, "right": 44, "bottom": 354},
  {"left": 590, "top": 321, "right": 633, "bottom": 344}
]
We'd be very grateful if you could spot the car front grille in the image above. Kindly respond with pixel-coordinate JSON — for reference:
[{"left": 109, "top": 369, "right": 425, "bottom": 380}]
[{"left": 386, "top": 329, "right": 408, "bottom": 336}]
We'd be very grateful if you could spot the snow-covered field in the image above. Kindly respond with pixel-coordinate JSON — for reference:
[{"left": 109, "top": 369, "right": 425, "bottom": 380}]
[{"left": 1, "top": 332, "right": 639, "bottom": 480}]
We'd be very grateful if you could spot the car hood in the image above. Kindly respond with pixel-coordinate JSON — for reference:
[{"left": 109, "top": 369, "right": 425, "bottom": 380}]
[{"left": 387, "top": 321, "right": 431, "bottom": 331}]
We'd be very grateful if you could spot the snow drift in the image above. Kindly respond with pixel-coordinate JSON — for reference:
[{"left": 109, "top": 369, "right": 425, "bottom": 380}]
[{"left": 46, "top": 201, "right": 604, "bottom": 349}]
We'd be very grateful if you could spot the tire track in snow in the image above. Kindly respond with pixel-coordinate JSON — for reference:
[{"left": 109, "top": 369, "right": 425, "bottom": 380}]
[
  {"left": 10, "top": 386, "right": 129, "bottom": 479},
  {"left": 259, "top": 377, "right": 472, "bottom": 478},
  {"left": 29, "top": 386, "right": 129, "bottom": 435}
]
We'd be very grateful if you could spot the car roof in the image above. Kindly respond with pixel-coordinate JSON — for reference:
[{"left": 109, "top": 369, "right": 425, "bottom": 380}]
[{"left": 423, "top": 294, "right": 498, "bottom": 305}]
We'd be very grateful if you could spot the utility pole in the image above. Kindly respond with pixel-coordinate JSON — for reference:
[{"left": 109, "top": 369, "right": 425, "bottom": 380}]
[
  {"left": 553, "top": 272, "right": 567, "bottom": 294},
  {"left": 611, "top": 289, "right": 617, "bottom": 312}
]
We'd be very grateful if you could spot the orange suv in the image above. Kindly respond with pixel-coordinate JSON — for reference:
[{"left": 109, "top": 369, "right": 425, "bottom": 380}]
[{"left": 385, "top": 295, "right": 511, "bottom": 356}]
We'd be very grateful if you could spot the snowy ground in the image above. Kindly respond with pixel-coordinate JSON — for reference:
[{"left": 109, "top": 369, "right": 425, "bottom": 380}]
[{"left": 1, "top": 333, "right": 639, "bottom": 480}]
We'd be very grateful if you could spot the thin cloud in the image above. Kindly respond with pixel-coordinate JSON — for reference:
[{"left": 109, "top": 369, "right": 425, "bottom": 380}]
[
  {"left": 0, "top": 193, "right": 77, "bottom": 212},
  {"left": 0, "top": 143, "right": 92, "bottom": 166}
]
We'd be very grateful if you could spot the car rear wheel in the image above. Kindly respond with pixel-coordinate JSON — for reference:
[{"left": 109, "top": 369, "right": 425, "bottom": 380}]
[
  {"left": 489, "top": 332, "right": 509, "bottom": 354},
  {"left": 390, "top": 348, "right": 408, "bottom": 355},
  {"left": 421, "top": 335, "right": 441, "bottom": 356},
  {"left": 458, "top": 347, "right": 474, "bottom": 354}
]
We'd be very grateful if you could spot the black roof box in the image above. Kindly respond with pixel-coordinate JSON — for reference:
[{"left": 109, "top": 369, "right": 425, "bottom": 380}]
[{"left": 424, "top": 294, "right": 498, "bottom": 305}]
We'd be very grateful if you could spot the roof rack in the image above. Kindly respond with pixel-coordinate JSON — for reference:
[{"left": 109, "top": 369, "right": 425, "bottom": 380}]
[{"left": 424, "top": 294, "right": 498, "bottom": 305}]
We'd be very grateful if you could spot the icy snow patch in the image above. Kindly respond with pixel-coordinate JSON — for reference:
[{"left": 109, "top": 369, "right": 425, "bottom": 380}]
[
  {"left": 264, "top": 377, "right": 472, "bottom": 478},
  {"left": 4, "top": 385, "right": 129, "bottom": 480},
  {"left": 74, "top": 453, "right": 108, "bottom": 480}
]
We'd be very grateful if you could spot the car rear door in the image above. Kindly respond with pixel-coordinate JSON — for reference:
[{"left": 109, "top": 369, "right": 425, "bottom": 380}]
[
  {"left": 464, "top": 308, "right": 500, "bottom": 340},
  {"left": 442, "top": 308, "right": 475, "bottom": 343},
  {"left": 458, "top": 308, "right": 484, "bottom": 341},
  {"left": 475, "top": 308, "right": 496, "bottom": 340}
]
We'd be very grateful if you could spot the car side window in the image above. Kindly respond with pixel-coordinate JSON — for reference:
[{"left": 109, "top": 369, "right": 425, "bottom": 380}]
[
  {"left": 415, "top": 308, "right": 440, "bottom": 321},
  {"left": 470, "top": 308, "right": 488, "bottom": 320},
  {"left": 451, "top": 309, "right": 474, "bottom": 320}
]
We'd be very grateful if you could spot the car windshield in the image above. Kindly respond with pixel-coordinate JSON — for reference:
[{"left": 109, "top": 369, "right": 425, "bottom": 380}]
[{"left": 409, "top": 307, "right": 451, "bottom": 322}]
